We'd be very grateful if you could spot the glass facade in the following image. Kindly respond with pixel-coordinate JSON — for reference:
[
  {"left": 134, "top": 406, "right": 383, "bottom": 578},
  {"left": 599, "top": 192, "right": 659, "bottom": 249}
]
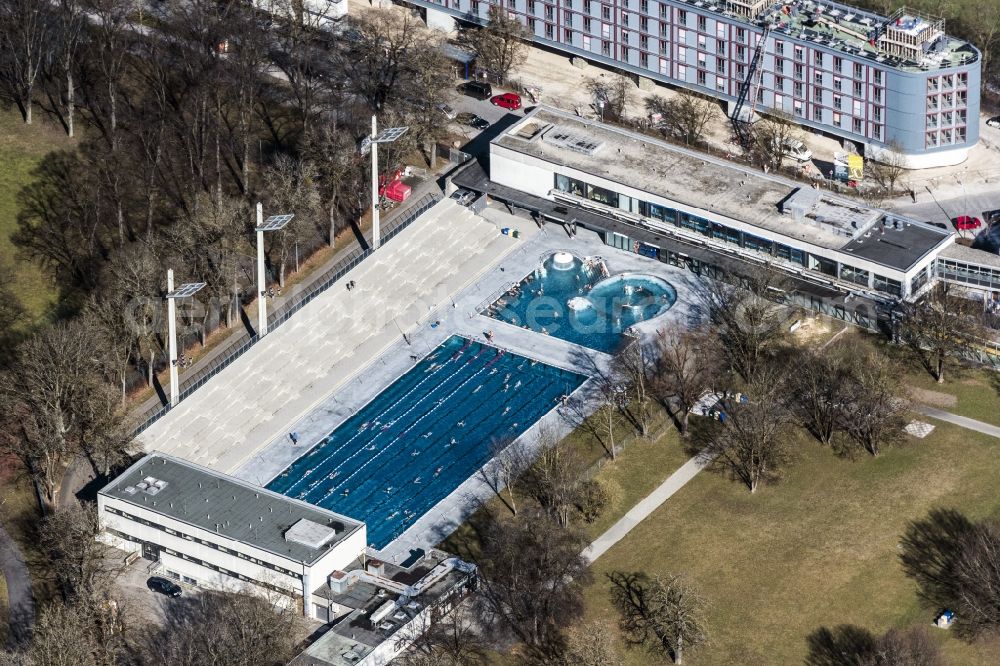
[{"left": 936, "top": 258, "right": 1000, "bottom": 291}]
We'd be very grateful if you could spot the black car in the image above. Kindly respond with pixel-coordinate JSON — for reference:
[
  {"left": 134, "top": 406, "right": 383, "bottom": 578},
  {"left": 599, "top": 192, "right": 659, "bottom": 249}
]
[
  {"left": 147, "top": 576, "right": 182, "bottom": 597},
  {"left": 462, "top": 81, "right": 493, "bottom": 100},
  {"left": 469, "top": 115, "right": 490, "bottom": 130}
]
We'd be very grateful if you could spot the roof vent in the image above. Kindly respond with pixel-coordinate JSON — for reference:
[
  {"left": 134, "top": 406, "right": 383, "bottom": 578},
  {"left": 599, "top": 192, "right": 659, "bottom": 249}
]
[
  {"left": 284, "top": 518, "right": 339, "bottom": 549},
  {"left": 123, "top": 486, "right": 138, "bottom": 495},
  {"left": 543, "top": 127, "right": 604, "bottom": 156}
]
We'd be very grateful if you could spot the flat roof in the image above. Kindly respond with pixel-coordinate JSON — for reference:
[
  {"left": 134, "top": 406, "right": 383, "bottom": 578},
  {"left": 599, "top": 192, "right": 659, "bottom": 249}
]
[
  {"left": 99, "top": 453, "right": 364, "bottom": 566},
  {"left": 841, "top": 218, "right": 954, "bottom": 270},
  {"left": 494, "top": 107, "right": 951, "bottom": 271},
  {"left": 940, "top": 242, "right": 1000, "bottom": 269}
]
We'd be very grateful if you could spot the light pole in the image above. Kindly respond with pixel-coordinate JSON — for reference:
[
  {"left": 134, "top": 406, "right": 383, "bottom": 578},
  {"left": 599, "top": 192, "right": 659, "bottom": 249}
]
[
  {"left": 370, "top": 116, "right": 409, "bottom": 250},
  {"left": 254, "top": 203, "right": 295, "bottom": 338},
  {"left": 165, "top": 270, "right": 206, "bottom": 407}
]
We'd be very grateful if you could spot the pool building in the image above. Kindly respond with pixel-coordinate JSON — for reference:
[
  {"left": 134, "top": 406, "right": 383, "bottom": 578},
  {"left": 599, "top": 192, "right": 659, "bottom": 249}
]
[{"left": 454, "top": 105, "right": 1000, "bottom": 330}]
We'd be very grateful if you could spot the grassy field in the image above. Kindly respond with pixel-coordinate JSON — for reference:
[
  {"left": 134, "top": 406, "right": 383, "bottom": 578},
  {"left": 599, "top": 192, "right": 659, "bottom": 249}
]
[
  {"left": 575, "top": 422, "right": 1000, "bottom": 665},
  {"left": 0, "top": 108, "right": 74, "bottom": 326}
]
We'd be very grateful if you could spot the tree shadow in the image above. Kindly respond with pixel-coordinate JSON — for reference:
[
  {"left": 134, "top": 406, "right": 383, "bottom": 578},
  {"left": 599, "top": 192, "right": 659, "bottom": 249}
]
[{"left": 804, "top": 624, "right": 876, "bottom": 666}]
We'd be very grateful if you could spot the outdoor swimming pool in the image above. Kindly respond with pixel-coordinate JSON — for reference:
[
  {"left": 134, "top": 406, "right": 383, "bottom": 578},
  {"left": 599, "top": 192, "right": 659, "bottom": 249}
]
[
  {"left": 266, "top": 335, "right": 586, "bottom": 549},
  {"left": 486, "top": 252, "right": 677, "bottom": 353}
]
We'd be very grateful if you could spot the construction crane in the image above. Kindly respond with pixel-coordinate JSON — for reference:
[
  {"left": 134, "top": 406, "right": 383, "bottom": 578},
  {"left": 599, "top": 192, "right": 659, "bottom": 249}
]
[{"left": 730, "top": 23, "right": 771, "bottom": 152}]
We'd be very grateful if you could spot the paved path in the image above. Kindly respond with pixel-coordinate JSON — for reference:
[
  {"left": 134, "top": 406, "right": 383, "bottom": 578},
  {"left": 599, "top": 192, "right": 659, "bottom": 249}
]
[
  {"left": 913, "top": 404, "right": 1000, "bottom": 439},
  {"left": 0, "top": 523, "right": 34, "bottom": 649},
  {"left": 582, "top": 455, "right": 711, "bottom": 565}
]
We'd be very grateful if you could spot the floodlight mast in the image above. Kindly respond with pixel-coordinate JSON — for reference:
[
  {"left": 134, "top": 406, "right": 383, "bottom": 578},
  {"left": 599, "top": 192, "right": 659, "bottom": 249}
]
[
  {"left": 254, "top": 203, "right": 295, "bottom": 338},
  {"left": 165, "top": 270, "right": 205, "bottom": 407},
  {"left": 370, "top": 116, "right": 409, "bottom": 250}
]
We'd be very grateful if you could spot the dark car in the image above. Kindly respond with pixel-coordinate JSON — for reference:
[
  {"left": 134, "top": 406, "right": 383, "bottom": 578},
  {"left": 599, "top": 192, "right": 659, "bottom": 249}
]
[
  {"left": 463, "top": 81, "right": 492, "bottom": 100},
  {"left": 147, "top": 576, "right": 182, "bottom": 597},
  {"left": 469, "top": 115, "right": 490, "bottom": 130},
  {"left": 987, "top": 116, "right": 1000, "bottom": 129}
]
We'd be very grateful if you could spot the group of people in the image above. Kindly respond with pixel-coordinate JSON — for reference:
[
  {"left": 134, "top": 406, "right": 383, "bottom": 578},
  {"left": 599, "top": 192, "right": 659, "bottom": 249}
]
[
  {"left": 173, "top": 353, "right": 193, "bottom": 368},
  {"left": 345, "top": 280, "right": 358, "bottom": 291},
  {"left": 266, "top": 286, "right": 282, "bottom": 298}
]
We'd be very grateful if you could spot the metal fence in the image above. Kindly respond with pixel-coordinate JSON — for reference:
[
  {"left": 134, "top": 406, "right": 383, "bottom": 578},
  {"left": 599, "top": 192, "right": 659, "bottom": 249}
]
[{"left": 132, "top": 193, "right": 441, "bottom": 436}]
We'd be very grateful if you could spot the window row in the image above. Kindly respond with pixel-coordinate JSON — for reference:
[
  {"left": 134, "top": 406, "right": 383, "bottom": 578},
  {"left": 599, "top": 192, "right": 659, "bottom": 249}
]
[
  {"left": 104, "top": 506, "right": 303, "bottom": 580},
  {"left": 553, "top": 174, "right": 903, "bottom": 296}
]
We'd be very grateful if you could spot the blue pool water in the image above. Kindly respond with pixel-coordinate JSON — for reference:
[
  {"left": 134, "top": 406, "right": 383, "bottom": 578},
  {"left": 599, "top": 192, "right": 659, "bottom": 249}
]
[
  {"left": 266, "top": 336, "right": 586, "bottom": 549},
  {"left": 487, "top": 253, "right": 677, "bottom": 353}
]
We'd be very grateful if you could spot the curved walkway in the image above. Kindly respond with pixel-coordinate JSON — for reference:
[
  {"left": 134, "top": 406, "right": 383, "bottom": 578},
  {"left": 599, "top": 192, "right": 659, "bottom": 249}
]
[{"left": 0, "top": 523, "right": 34, "bottom": 648}]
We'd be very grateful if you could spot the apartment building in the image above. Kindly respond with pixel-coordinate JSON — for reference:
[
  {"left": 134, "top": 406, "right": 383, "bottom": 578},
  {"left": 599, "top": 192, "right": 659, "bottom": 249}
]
[{"left": 415, "top": 0, "right": 981, "bottom": 168}]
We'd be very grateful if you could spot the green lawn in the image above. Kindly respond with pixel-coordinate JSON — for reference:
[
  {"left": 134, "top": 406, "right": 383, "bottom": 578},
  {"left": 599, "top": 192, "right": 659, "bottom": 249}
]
[
  {"left": 0, "top": 108, "right": 74, "bottom": 325},
  {"left": 576, "top": 423, "right": 1000, "bottom": 665}
]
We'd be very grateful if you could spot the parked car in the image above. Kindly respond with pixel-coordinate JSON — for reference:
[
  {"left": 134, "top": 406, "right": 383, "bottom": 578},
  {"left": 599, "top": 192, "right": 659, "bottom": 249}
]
[
  {"left": 147, "top": 576, "right": 182, "bottom": 597},
  {"left": 987, "top": 116, "right": 1000, "bottom": 129},
  {"left": 953, "top": 215, "right": 982, "bottom": 231},
  {"left": 437, "top": 103, "right": 456, "bottom": 120},
  {"left": 773, "top": 137, "right": 812, "bottom": 162},
  {"left": 490, "top": 93, "right": 522, "bottom": 110},
  {"left": 462, "top": 81, "right": 492, "bottom": 100},
  {"left": 469, "top": 115, "right": 490, "bottom": 130},
  {"left": 450, "top": 189, "right": 476, "bottom": 206}
]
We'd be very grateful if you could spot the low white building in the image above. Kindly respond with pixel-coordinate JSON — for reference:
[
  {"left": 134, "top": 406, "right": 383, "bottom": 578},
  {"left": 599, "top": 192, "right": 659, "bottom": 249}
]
[{"left": 98, "top": 453, "right": 366, "bottom": 618}]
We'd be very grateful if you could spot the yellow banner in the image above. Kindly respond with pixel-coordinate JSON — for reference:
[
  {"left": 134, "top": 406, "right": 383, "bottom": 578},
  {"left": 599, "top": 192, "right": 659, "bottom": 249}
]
[{"left": 847, "top": 154, "right": 864, "bottom": 180}]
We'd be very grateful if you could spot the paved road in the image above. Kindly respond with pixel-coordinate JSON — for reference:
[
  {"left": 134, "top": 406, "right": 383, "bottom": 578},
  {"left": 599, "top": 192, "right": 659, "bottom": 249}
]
[
  {"left": 581, "top": 454, "right": 711, "bottom": 565},
  {"left": 913, "top": 404, "right": 1000, "bottom": 439},
  {"left": 890, "top": 187, "right": 1000, "bottom": 230},
  {"left": 0, "top": 523, "right": 34, "bottom": 649}
]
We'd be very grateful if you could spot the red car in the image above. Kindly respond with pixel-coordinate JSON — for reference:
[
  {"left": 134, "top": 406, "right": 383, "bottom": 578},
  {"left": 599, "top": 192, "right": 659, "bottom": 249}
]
[
  {"left": 953, "top": 215, "right": 982, "bottom": 231},
  {"left": 490, "top": 93, "right": 522, "bottom": 110}
]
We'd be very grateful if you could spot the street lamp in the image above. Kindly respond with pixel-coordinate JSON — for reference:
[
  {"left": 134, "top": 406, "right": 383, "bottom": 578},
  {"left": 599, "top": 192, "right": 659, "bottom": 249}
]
[
  {"left": 370, "top": 116, "right": 409, "bottom": 250},
  {"left": 254, "top": 203, "right": 295, "bottom": 338},
  {"left": 165, "top": 270, "right": 206, "bottom": 407}
]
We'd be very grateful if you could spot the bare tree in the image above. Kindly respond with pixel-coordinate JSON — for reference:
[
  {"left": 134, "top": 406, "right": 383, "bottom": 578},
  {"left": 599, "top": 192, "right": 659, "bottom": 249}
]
[
  {"left": 701, "top": 265, "right": 790, "bottom": 382},
  {"left": 395, "top": 607, "right": 489, "bottom": 666},
  {"left": 867, "top": 140, "right": 908, "bottom": 196},
  {"left": 475, "top": 509, "right": 591, "bottom": 664},
  {"left": 139, "top": 589, "right": 301, "bottom": 666},
  {"left": 652, "top": 326, "right": 721, "bottom": 437},
  {"left": 561, "top": 620, "right": 621, "bottom": 666},
  {"left": 701, "top": 368, "right": 792, "bottom": 493},
  {"left": 753, "top": 110, "right": 804, "bottom": 171},
  {"left": 259, "top": 155, "right": 322, "bottom": 287},
  {"left": 899, "top": 287, "right": 985, "bottom": 384},
  {"left": 615, "top": 342, "right": 654, "bottom": 439},
  {"left": 900, "top": 508, "right": 1000, "bottom": 640},
  {"left": 587, "top": 71, "right": 634, "bottom": 122},
  {"left": 0, "top": 0, "right": 57, "bottom": 124},
  {"left": 790, "top": 347, "right": 852, "bottom": 447},
  {"left": 648, "top": 91, "right": 720, "bottom": 145},
  {"left": 460, "top": 6, "right": 531, "bottom": 84},
  {"left": 301, "top": 121, "right": 368, "bottom": 246},
  {"left": 840, "top": 350, "right": 908, "bottom": 457},
  {"left": 521, "top": 428, "right": 587, "bottom": 528},
  {"left": 479, "top": 437, "right": 530, "bottom": 517},
  {"left": 609, "top": 571, "right": 708, "bottom": 665},
  {"left": 39, "top": 503, "right": 125, "bottom": 599}
]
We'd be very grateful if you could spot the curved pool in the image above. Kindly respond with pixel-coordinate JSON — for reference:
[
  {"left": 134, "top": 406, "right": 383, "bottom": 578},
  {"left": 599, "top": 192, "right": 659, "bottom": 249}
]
[{"left": 487, "top": 253, "right": 677, "bottom": 353}]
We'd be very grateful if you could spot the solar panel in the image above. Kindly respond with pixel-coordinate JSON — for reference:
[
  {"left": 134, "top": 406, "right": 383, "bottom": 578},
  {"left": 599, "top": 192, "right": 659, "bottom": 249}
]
[
  {"left": 166, "top": 282, "right": 207, "bottom": 299},
  {"left": 257, "top": 213, "right": 295, "bottom": 231},
  {"left": 373, "top": 126, "right": 409, "bottom": 144}
]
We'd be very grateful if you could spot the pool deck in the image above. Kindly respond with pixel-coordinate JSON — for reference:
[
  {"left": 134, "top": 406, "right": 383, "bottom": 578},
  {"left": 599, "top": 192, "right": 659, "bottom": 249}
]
[{"left": 232, "top": 202, "right": 703, "bottom": 562}]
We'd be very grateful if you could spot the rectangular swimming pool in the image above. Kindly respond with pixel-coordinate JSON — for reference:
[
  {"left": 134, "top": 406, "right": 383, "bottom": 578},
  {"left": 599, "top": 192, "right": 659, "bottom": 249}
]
[{"left": 266, "top": 336, "right": 587, "bottom": 549}]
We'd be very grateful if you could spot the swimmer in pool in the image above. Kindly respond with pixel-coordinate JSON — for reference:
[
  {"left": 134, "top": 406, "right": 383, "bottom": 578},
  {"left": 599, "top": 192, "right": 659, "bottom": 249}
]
[
  {"left": 449, "top": 437, "right": 457, "bottom": 447},
  {"left": 385, "top": 486, "right": 394, "bottom": 494},
  {"left": 411, "top": 449, "right": 420, "bottom": 457},
  {"left": 434, "top": 466, "right": 443, "bottom": 477},
  {"left": 503, "top": 406, "right": 511, "bottom": 415},
  {"left": 342, "top": 489, "right": 350, "bottom": 496},
  {"left": 413, "top": 477, "right": 422, "bottom": 484},
  {"left": 473, "top": 385, "right": 482, "bottom": 393},
  {"left": 456, "top": 421, "right": 466, "bottom": 427}
]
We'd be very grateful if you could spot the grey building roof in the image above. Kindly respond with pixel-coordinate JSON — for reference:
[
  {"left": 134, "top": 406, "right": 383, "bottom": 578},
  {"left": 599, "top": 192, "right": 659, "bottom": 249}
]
[
  {"left": 493, "top": 107, "right": 951, "bottom": 272},
  {"left": 99, "top": 453, "right": 364, "bottom": 566}
]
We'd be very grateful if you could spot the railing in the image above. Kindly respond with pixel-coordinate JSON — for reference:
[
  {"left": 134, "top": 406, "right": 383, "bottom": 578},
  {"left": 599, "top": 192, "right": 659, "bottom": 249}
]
[{"left": 131, "top": 193, "right": 441, "bottom": 437}]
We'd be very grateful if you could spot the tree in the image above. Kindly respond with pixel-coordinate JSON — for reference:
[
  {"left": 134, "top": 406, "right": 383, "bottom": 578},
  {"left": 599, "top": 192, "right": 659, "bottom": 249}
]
[
  {"left": 899, "top": 287, "right": 985, "bottom": 384},
  {"left": 754, "top": 110, "right": 804, "bottom": 171},
  {"left": 701, "top": 368, "right": 792, "bottom": 493},
  {"left": 138, "top": 589, "right": 301, "bottom": 666},
  {"left": 0, "top": 0, "right": 57, "bottom": 124},
  {"left": 648, "top": 91, "right": 720, "bottom": 145},
  {"left": 868, "top": 140, "right": 908, "bottom": 196},
  {"left": 652, "top": 326, "right": 721, "bottom": 436},
  {"left": 259, "top": 155, "right": 322, "bottom": 287},
  {"left": 39, "top": 503, "right": 127, "bottom": 601},
  {"left": 587, "top": 71, "right": 634, "bottom": 122},
  {"left": 301, "top": 121, "right": 368, "bottom": 246},
  {"left": 395, "top": 607, "right": 489, "bottom": 666},
  {"left": 900, "top": 508, "right": 1000, "bottom": 639},
  {"left": 475, "top": 509, "right": 591, "bottom": 663},
  {"left": 479, "top": 437, "right": 530, "bottom": 517},
  {"left": 561, "top": 620, "right": 621, "bottom": 666},
  {"left": 460, "top": 6, "right": 530, "bottom": 84},
  {"left": 790, "top": 347, "right": 852, "bottom": 447},
  {"left": 609, "top": 571, "right": 708, "bottom": 665},
  {"left": 840, "top": 350, "right": 908, "bottom": 457},
  {"left": 521, "top": 428, "right": 589, "bottom": 528},
  {"left": 0, "top": 321, "right": 106, "bottom": 507},
  {"left": 805, "top": 624, "right": 942, "bottom": 666},
  {"left": 701, "top": 265, "right": 789, "bottom": 382},
  {"left": 614, "top": 342, "right": 654, "bottom": 439}
]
